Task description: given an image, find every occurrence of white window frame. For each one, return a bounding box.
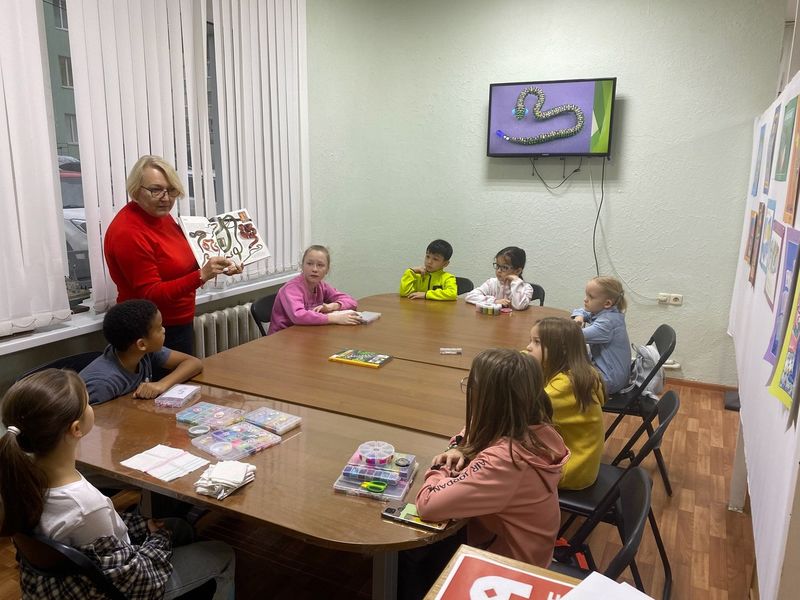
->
[65,113,78,144]
[58,55,73,88]
[54,0,68,30]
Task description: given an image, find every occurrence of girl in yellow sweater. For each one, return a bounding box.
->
[527,317,607,490]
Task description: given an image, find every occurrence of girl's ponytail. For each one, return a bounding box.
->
[0,426,48,535]
[0,369,86,536]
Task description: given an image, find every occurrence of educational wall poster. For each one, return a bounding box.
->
[765,227,800,365]
[759,199,778,271]
[768,263,800,409]
[749,202,766,286]
[745,210,758,264]
[775,96,798,181]
[764,104,782,195]
[730,68,800,600]
[785,102,800,224]
[752,124,766,197]
[178,209,270,268]
[765,221,786,310]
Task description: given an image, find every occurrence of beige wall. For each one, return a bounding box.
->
[306,0,784,385]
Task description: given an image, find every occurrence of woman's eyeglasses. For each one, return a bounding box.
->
[141,186,180,200]
[492,263,512,272]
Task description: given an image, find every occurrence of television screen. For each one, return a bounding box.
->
[487,77,617,158]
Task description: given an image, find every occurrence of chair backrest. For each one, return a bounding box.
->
[649,323,677,358]
[13,532,127,600]
[529,283,545,306]
[250,292,278,336]
[604,467,652,580]
[620,324,676,399]
[455,277,474,295]
[15,351,103,383]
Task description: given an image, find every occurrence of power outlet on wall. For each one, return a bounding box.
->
[658,292,683,306]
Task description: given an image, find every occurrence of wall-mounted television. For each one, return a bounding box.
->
[487,77,617,158]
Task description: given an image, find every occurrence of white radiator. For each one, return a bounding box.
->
[193,303,261,359]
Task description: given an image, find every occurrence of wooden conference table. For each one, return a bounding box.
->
[79,386,459,599]
[80,294,568,599]
[194,293,567,436]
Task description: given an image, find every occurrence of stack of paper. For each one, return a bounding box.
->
[120,444,209,482]
[563,572,654,599]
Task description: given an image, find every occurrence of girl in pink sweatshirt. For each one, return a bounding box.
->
[399,349,569,599]
[268,245,360,334]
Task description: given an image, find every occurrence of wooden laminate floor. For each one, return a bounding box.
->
[0,383,753,599]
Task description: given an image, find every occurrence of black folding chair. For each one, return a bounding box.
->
[250,292,278,336]
[604,324,677,495]
[529,283,546,306]
[15,351,102,382]
[455,277,474,295]
[558,391,679,600]
[14,532,127,600]
[549,466,651,587]
[14,531,217,599]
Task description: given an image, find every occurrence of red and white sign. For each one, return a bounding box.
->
[435,553,575,600]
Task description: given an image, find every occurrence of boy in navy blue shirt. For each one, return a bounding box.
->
[81,299,202,405]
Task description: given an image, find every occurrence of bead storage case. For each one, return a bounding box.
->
[243,407,302,435]
[334,442,419,501]
[191,421,281,461]
[341,464,401,486]
[345,451,417,481]
[332,469,416,502]
[176,402,245,429]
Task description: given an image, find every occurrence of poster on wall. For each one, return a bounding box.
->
[752,124,767,197]
[768,262,800,409]
[785,107,800,224]
[760,199,778,271]
[765,227,800,365]
[776,97,798,181]
[745,210,758,264]
[764,105,782,195]
[749,203,766,285]
[765,221,786,309]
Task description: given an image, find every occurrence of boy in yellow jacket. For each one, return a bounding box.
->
[399,239,457,301]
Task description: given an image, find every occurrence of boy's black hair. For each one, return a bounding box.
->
[103,299,159,352]
[426,239,453,261]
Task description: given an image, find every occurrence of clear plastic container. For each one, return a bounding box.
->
[191,422,281,460]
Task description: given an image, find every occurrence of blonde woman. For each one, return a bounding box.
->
[104,155,241,355]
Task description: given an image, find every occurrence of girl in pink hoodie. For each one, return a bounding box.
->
[400,349,569,599]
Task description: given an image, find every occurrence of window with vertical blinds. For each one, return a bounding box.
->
[65,0,308,313]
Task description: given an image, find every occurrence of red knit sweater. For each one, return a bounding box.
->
[104,202,202,326]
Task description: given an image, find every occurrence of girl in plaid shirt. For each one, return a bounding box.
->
[0,369,235,599]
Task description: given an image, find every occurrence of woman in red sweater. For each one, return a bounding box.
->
[104,155,241,355]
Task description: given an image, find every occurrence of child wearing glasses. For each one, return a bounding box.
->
[464,246,533,310]
[398,349,569,599]
[527,317,606,490]
[571,276,631,394]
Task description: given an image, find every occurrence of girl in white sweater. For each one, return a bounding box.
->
[465,246,534,310]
